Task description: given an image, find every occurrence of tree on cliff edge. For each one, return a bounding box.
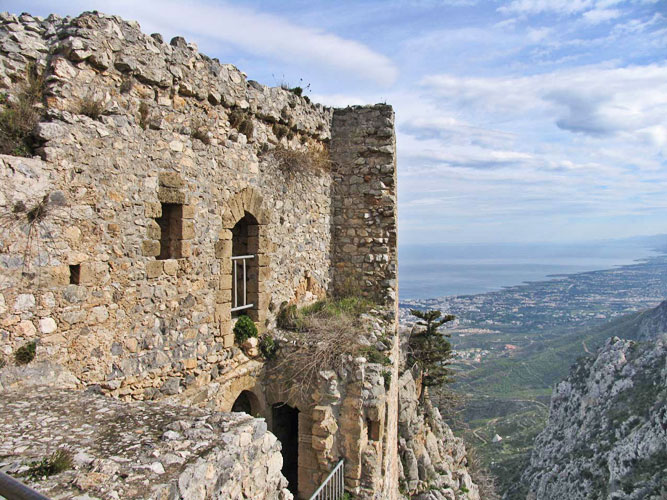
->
[408,309,455,388]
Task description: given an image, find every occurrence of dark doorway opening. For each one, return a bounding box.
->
[272,403,299,496]
[232,391,252,414]
[231,390,260,417]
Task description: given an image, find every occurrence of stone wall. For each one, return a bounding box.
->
[0,385,291,500]
[0,11,336,395]
[330,105,398,305]
[0,10,406,500]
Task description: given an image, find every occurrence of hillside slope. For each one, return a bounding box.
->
[514,301,667,499]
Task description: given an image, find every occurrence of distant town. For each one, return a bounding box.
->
[400,254,667,364]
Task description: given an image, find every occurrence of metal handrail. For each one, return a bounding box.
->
[0,471,50,500]
[231,254,255,312]
[309,459,345,500]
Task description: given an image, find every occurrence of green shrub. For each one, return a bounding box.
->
[259,335,278,360]
[382,369,392,389]
[15,341,36,365]
[234,315,257,343]
[359,346,391,366]
[25,449,73,480]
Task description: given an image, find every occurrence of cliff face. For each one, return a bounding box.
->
[517,302,667,500]
[398,370,480,500]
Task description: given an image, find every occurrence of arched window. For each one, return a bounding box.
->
[231,212,260,318]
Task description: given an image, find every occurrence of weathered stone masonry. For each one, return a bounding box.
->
[0,10,407,500]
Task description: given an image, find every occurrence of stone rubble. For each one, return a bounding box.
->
[0,386,292,500]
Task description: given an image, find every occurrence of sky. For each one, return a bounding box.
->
[6,0,667,245]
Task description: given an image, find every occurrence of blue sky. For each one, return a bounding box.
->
[6,0,667,244]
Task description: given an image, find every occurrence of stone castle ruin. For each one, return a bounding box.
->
[0,11,478,500]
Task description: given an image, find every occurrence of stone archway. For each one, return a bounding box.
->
[214,187,271,347]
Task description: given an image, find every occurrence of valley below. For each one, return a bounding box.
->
[400,252,667,495]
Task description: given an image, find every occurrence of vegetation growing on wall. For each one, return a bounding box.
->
[273,295,377,400]
[271,144,330,174]
[234,315,258,344]
[24,449,73,480]
[0,63,45,156]
[15,341,36,364]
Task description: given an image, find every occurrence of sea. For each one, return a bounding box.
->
[399,237,667,300]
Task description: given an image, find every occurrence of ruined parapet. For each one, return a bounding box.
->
[0,385,292,499]
[330,105,398,306]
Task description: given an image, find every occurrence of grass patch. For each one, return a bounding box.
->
[271,144,330,174]
[0,63,45,156]
[24,449,73,480]
[77,95,106,120]
[272,295,376,400]
[277,296,372,331]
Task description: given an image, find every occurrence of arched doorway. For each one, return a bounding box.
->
[272,402,300,496]
[231,389,261,416]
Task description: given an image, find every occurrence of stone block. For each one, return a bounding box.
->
[258,266,271,281]
[163,259,179,276]
[145,201,162,218]
[180,220,195,239]
[219,229,232,240]
[219,256,232,274]
[214,302,231,322]
[39,317,57,334]
[158,187,185,204]
[182,204,196,219]
[146,260,163,278]
[215,239,232,259]
[158,171,184,188]
[180,241,192,257]
[256,292,270,310]
[146,220,161,239]
[79,261,109,285]
[220,273,232,290]
[257,254,271,267]
[223,333,234,348]
[216,289,231,303]
[142,240,161,257]
[48,265,70,286]
[182,358,197,370]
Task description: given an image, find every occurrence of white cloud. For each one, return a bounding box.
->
[47,0,398,85]
[582,8,622,23]
[421,64,667,141]
[499,0,595,15]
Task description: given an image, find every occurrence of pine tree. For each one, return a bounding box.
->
[408,309,455,387]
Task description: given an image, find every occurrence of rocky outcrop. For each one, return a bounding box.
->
[398,370,480,500]
[517,306,667,500]
[0,386,291,499]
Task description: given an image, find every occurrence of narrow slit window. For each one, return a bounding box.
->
[367,418,380,441]
[156,203,183,260]
[69,264,80,285]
